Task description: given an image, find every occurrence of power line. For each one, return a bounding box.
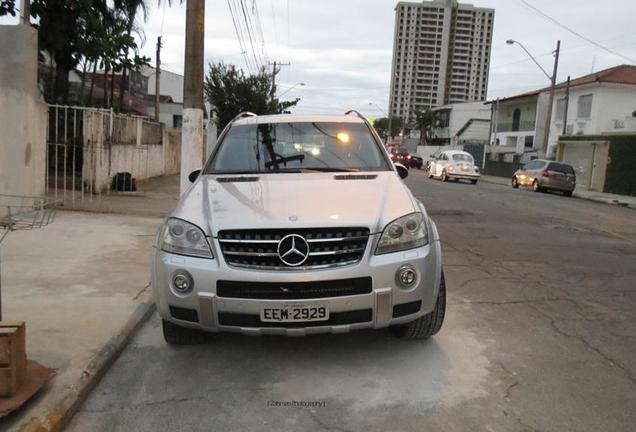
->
[239,0,263,70]
[227,0,254,72]
[252,0,268,64]
[518,0,636,64]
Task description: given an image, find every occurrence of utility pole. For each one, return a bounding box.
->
[20,0,30,24]
[268,61,290,103]
[542,40,560,158]
[155,36,162,123]
[180,0,205,194]
[562,76,570,136]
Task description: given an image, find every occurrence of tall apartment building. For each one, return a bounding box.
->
[389,0,494,125]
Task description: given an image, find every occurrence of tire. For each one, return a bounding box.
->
[563,190,573,197]
[532,179,542,192]
[390,269,446,340]
[441,170,448,182]
[470,179,478,184]
[162,319,208,345]
[512,177,519,188]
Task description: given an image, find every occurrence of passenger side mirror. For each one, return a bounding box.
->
[395,163,409,179]
[188,169,201,183]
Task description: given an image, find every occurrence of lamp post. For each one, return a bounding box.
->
[506,39,560,158]
[368,101,392,143]
[278,82,305,98]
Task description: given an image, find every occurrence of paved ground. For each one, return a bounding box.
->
[67,170,636,432]
[0,211,162,430]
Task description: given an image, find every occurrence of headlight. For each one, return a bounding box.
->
[159,218,213,259]
[376,212,428,255]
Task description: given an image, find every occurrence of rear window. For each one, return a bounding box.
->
[452,153,473,162]
[548,162,575,174]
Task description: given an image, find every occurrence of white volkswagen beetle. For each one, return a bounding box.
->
[428,150,480,184]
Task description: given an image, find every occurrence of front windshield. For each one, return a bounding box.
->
[452,153,473,163]
[204,122,390,173]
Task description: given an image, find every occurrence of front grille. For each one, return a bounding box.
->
[217,309,373,328]
[392,300,422,318]
[169,306,199,323]
[217,227,370,270]
[217,277,372,300]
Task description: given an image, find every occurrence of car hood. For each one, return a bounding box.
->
[171,172,418,236]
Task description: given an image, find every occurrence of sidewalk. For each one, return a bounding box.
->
[480,175,636,209]
[0,175,181,431]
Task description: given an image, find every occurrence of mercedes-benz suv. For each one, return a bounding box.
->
[152,111,445,344]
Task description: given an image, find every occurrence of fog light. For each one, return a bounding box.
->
[172,270,194,295]
[396,265,417,288]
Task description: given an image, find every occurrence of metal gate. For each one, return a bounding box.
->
[462,143,485,168]
[46,105,161,207]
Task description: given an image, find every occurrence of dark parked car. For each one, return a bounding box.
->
[512,160,576,196]
[389,147,422,169]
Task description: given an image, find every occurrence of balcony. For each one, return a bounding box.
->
[496,120,536,133]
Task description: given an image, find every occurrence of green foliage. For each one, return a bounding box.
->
[0,0,16,16]
[372,116,402,140]
[414,108,434,144]
[205,62,300,131]
[29,0,150,106]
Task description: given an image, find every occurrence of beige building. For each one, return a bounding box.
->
[389,0,494,124]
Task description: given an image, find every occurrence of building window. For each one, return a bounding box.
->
[577,94,593,119]
[555,98,566,121]
[524,136,534,148]
[512,108,521,132]
[173,115,183,128]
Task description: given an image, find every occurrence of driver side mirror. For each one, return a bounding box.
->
[188,169,201,183]
[394,163,409,179]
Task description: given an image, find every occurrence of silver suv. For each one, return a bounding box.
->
[152,111,445,344]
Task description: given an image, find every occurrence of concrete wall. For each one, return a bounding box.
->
[0,25,47,205]
[81,110,180,192]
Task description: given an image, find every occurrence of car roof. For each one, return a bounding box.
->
[233,114,366,126]
[442,150,473,156]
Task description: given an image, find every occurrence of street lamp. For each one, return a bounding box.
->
[506,39,560,158]
[278,82,305,98]
[368,101,392,143]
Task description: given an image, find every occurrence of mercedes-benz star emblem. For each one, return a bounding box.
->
[277,234,310,266]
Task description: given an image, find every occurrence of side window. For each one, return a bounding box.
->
[577,94,593,119]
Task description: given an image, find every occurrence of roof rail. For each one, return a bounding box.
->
[230,111,257,123]
[344,110,367,122]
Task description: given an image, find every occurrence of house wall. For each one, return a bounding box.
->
[432,102,491,142]
[0,25,47,206]
[82,110,180,192]
[143,67,184,104]
[548,83,636,155]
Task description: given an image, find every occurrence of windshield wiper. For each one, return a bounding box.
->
[210,170,262,175]
[298,167,361,172]
[264,154,305,168]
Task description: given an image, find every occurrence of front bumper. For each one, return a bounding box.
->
[151,234,443,336]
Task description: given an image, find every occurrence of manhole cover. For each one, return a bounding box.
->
[549,224,590,233]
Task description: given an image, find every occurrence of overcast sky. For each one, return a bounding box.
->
[4,0,636,117]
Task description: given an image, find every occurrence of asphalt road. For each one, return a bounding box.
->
[67,170,636,432]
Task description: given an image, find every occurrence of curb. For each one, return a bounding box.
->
[16,297,156,432]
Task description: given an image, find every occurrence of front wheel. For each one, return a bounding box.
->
[512,177,519,188]
[532,180,542,192]
[390,270,446,340]
[563,190,573,197]
[470,179,478,184]
[441,170,449,182]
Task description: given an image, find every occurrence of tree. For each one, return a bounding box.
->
[115,0,148,111]
[204,62,300,131]
[414,108,435,145]
[373,116,402,141]
[0,0,16,16]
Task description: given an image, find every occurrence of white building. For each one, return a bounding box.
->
[140,66,184,128]
[389,0,494,123]
[430,101,491,145]
[489,64,636,160]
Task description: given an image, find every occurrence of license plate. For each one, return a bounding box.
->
[261,303,329,322]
